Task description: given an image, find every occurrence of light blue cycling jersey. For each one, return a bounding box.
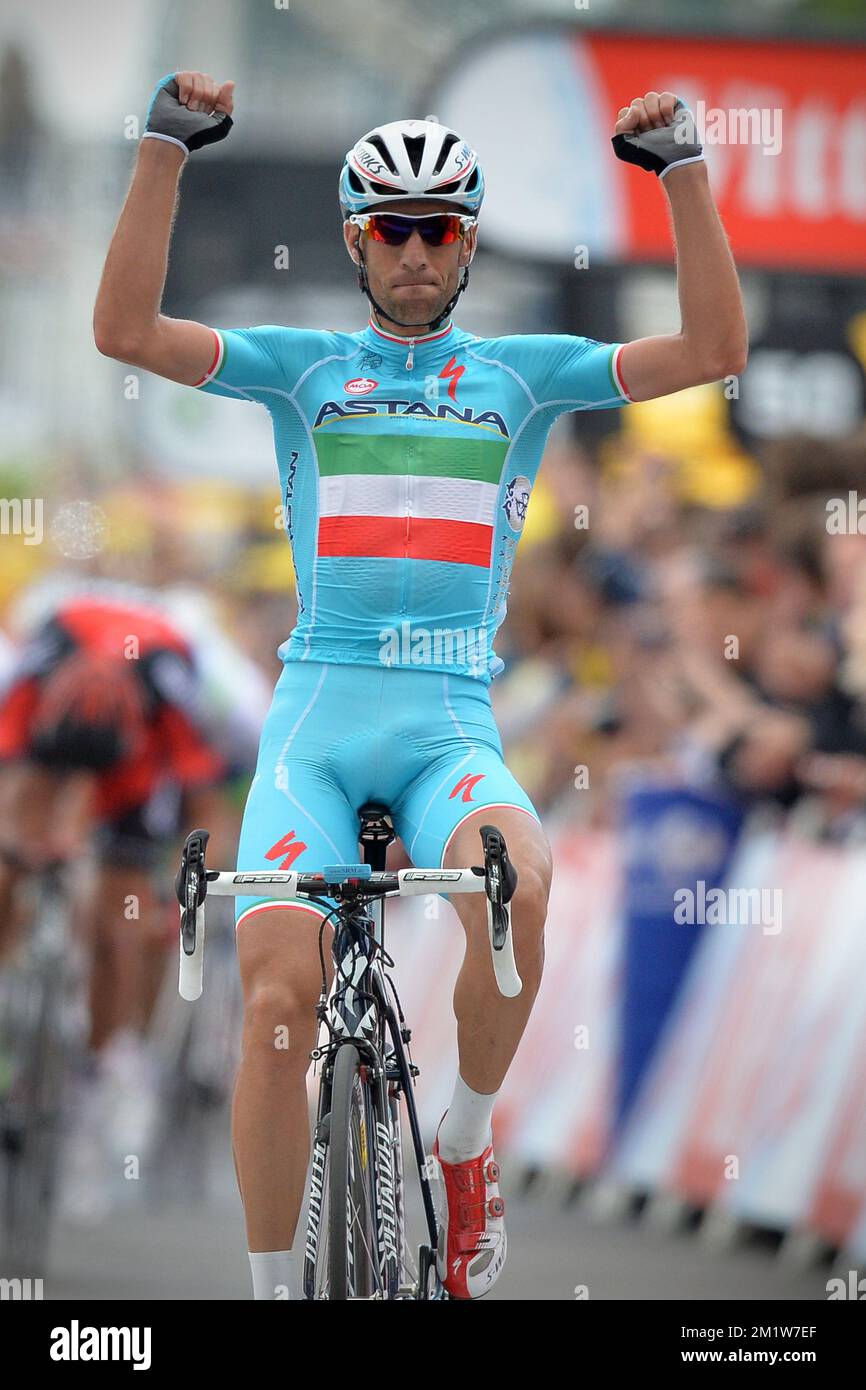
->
[195,316,631,683]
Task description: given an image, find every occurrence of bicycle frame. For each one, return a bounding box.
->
[303,805,440,1296]
[174,814,520,1299]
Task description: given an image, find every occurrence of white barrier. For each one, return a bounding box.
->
[613,826,866,1254]
[302,820,866,1253]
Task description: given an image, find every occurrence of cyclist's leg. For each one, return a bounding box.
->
[88,778,241,1048]
[441,803,551,1092]
[231,663,362,1257]
[88,801,171,1052]
[0,763,31,951]
[0,761,94,956]
[393,675,552,1095]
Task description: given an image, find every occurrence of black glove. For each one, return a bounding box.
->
[142,73,232,156]
[612,98,703,179]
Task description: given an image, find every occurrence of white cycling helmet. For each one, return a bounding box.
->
[339,118,484,217]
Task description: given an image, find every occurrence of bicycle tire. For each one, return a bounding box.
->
[327,1043,381,1299]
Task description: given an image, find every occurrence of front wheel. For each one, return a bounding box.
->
[327,1043,382,1299]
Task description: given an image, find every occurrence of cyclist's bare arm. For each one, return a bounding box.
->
[614,93,748,402]
[93,71,234,386]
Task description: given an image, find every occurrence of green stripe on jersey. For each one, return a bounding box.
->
[212,331,228,381]
[315,433,508,483]
[605,344,619,397]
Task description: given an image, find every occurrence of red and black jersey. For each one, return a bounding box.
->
[0,596,228,819]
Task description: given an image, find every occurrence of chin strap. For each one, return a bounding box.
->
[355,244,470,333]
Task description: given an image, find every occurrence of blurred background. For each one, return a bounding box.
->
[1,0,866,1300]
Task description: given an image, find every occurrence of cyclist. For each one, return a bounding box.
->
[0,582,237,1079]
[93,72,747,1299]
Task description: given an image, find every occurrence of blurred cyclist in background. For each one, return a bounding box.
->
[0,580,268,1209]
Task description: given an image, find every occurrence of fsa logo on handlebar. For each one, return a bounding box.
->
[232,873,297,883]
[402,870,463,881]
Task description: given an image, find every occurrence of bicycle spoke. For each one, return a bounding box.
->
[347,1090,382,1296]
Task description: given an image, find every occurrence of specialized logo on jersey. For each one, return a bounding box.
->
[344,377,379,395]
[502,475,531,533]
[448,773,485,803]
[313,398,509,437]
[439,356,465,402]
[265,829,308,870]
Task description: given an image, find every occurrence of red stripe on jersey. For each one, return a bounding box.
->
[192,329,222,388]
[612,344,634,402]
[317,515,493,568]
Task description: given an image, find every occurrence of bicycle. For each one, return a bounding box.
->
[0,849,87,1273]
[174,801,521,1300]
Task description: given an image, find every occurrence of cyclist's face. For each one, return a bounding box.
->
[343,198,476,330]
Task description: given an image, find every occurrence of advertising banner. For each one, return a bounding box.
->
[427,27,866,271]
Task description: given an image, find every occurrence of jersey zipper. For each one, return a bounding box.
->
[405,337,416,370]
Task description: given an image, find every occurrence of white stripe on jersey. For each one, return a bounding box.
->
[318,473,499,525]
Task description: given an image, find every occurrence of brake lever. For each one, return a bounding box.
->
[479,824,522,997]
[176,828,210,1000]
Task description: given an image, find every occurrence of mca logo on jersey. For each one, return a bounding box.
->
[344,377,379,395]
[502,476,531,533]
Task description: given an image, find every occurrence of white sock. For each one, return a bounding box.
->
[437,1074,499,1163]
[248,1249,297,1300]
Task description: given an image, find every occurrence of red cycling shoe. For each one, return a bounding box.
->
[432,1115,507,1299]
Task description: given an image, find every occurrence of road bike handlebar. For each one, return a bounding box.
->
[175,833,522,1002]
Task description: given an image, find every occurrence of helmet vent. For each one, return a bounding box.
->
[402,134,426,176]
[433,133,459,175]
[365,134,398,174]
[432,178,462,195]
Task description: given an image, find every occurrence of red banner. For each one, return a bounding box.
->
[431,28,866,271]
[586,34,866,271]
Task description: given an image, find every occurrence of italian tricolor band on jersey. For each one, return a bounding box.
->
[313,432,508,568]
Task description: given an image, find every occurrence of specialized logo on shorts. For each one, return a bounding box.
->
[449,773,485,803]
[344,377,379,395]
[502,475,531,533]
[265,829,308,870]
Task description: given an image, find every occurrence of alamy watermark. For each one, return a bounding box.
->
[677,102,782,157]
[379,622,489,675]
[674,880,782,935]
[0,497,42,544]
[1,1277,43,1299]
[826,492,866,535]
[50,1321,151,1369]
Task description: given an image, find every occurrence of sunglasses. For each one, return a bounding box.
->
[348,212,477,247]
